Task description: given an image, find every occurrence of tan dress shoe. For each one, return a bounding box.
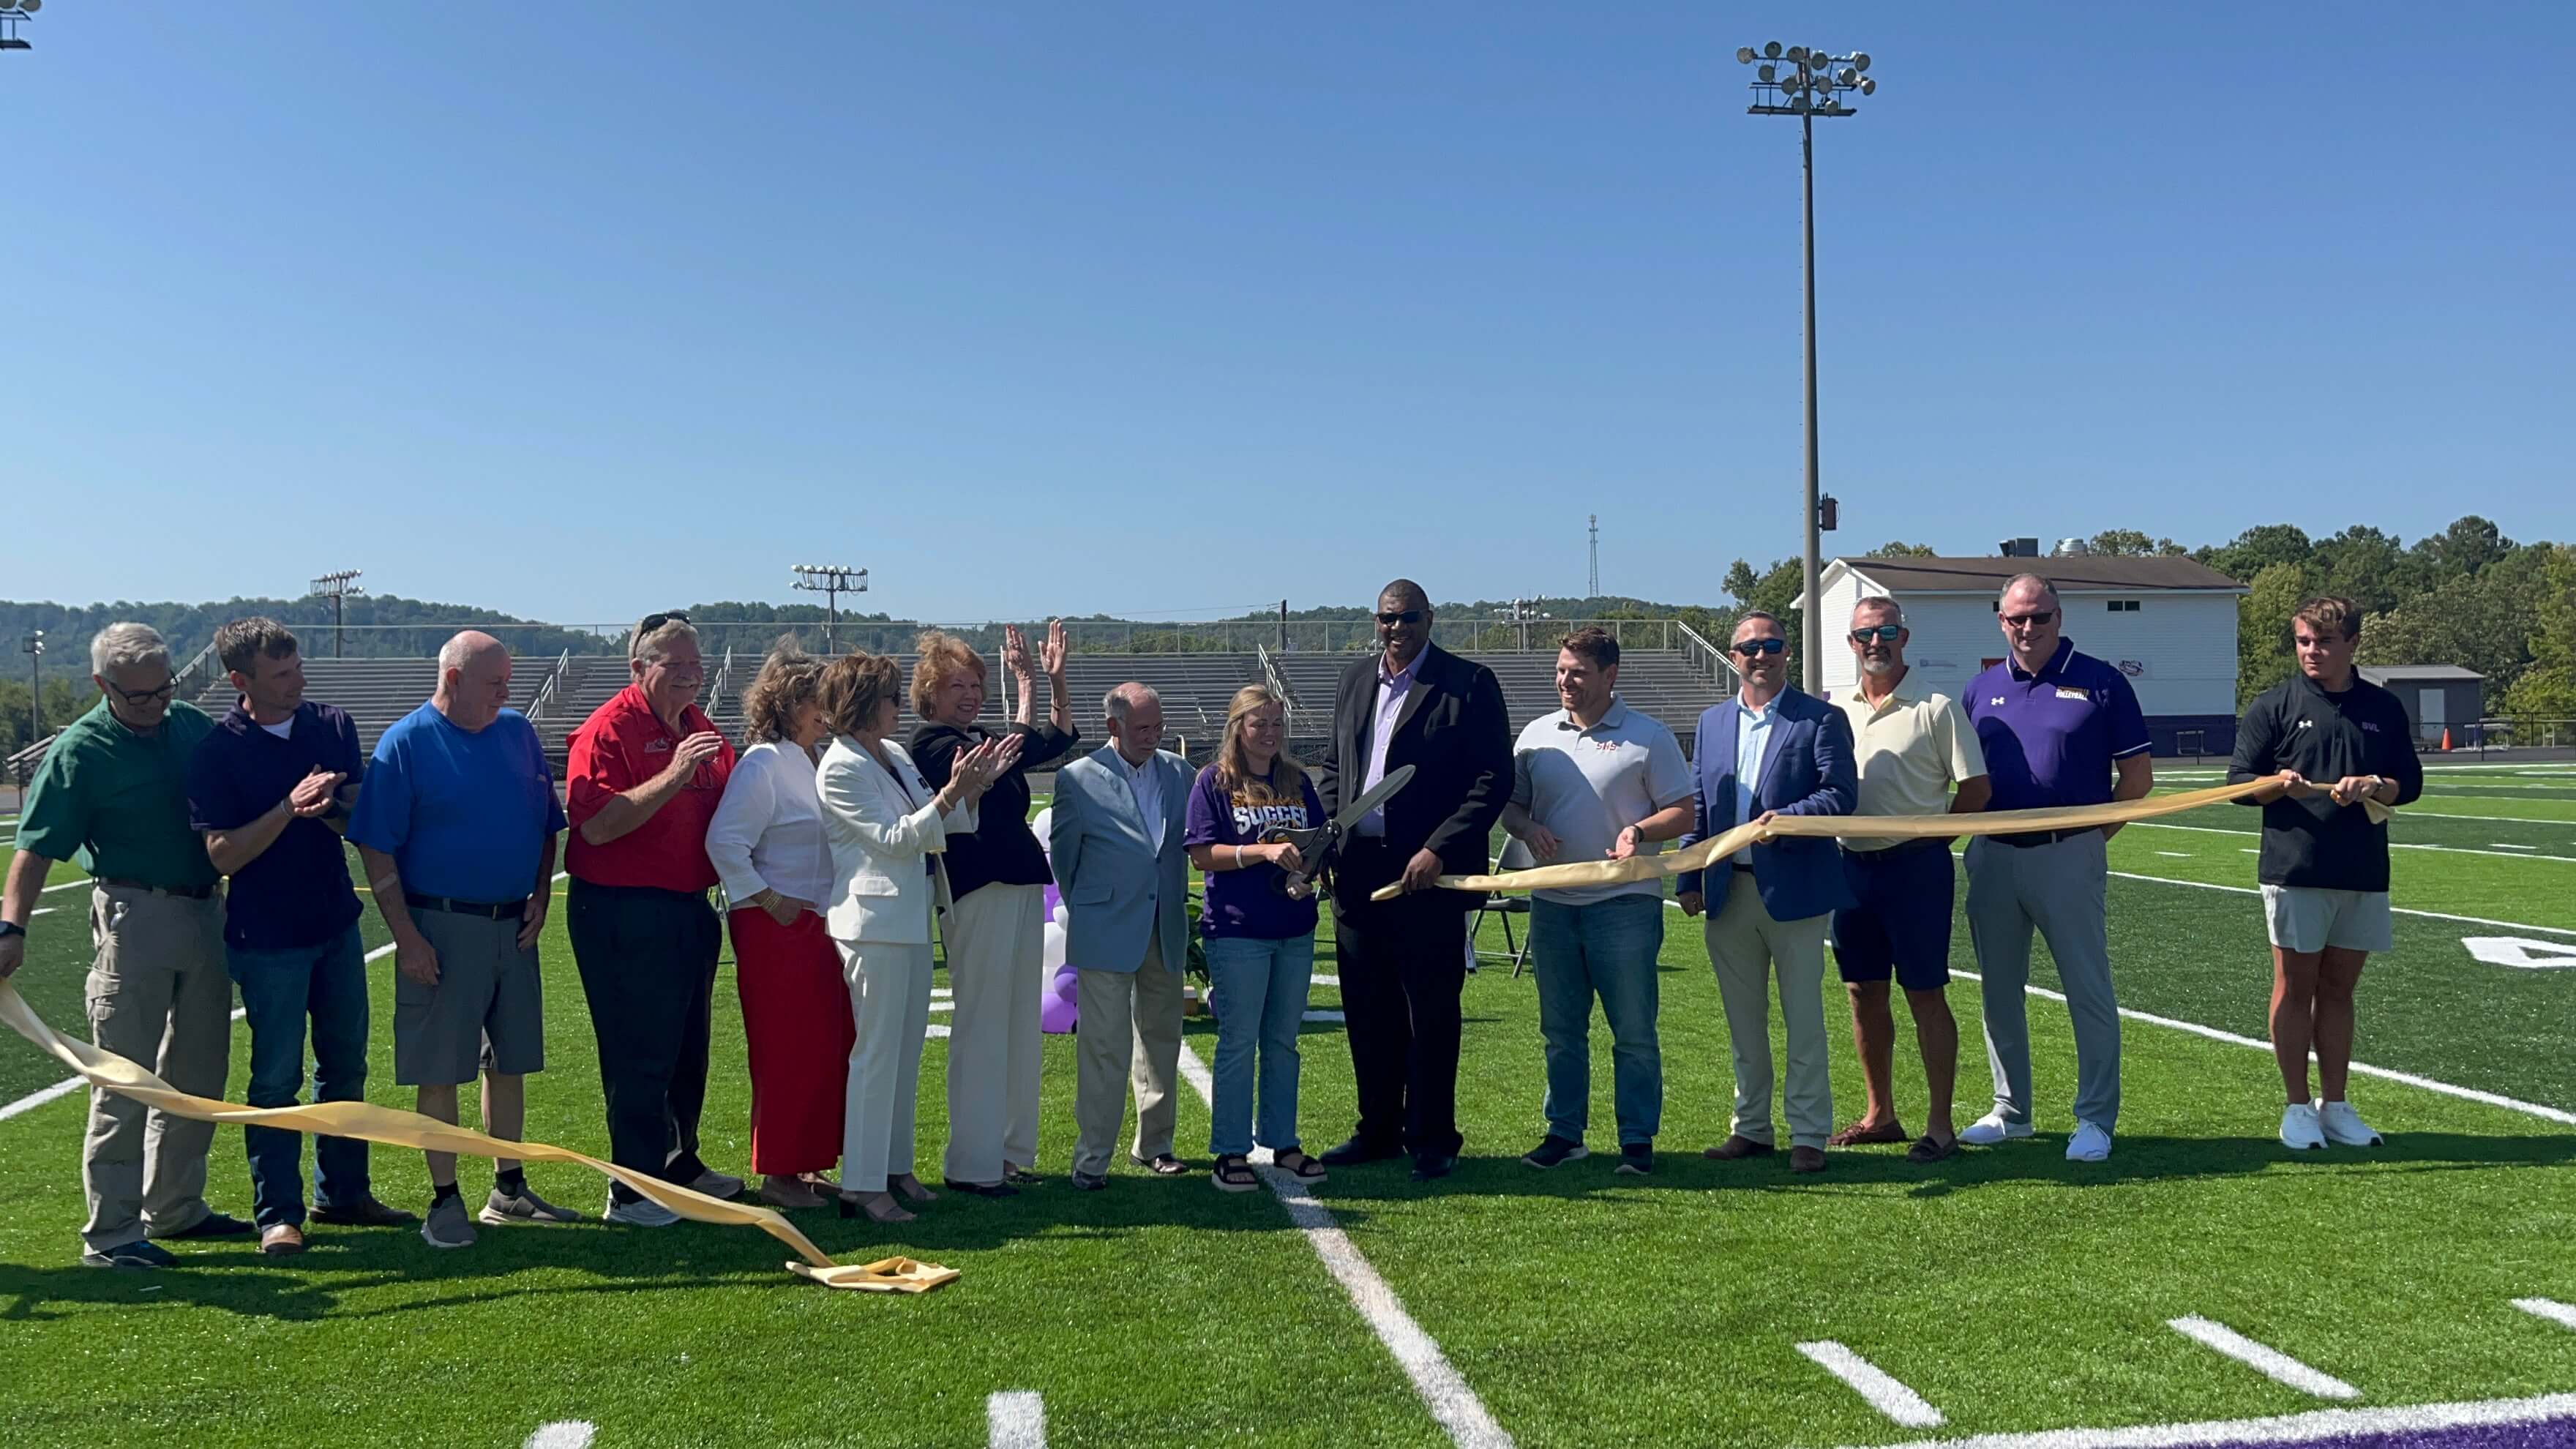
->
[260,1223,307,1256]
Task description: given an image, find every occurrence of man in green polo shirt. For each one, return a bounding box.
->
[0,622,252,1268]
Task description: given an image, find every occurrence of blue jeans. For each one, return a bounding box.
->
[1529,894,1665,1146]
[228,924,372,1228]
[1203,933,1316,1158]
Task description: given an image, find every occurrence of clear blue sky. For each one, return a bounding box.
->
[7,4,2570,626]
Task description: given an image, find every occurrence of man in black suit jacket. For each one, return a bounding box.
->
[1316,580,1512,1180]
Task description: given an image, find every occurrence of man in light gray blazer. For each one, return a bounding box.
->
[1049,683,1195,1189]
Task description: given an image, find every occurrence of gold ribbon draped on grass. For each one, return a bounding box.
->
[0,981,956,1294]
[1374,777,2389,900]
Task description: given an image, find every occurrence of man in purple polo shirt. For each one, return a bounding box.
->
[187,619,416,1255]
[1959,574,2152,1164]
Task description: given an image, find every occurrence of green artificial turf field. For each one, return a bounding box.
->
[1,766,2572,1448]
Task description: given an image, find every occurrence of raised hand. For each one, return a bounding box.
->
[1002,624,1033,678]
[1041,619,1068,678]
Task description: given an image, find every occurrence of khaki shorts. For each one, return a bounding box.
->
[393,904,547,1086]
[2260,885,2393,954]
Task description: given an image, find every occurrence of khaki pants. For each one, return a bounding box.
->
[83,884,233,1252]
[1071,937,1185,1177]
[941,883,1047,1184]
[1702,872,1834,1151]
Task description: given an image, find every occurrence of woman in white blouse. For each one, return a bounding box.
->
[816,650,1020,1224]
[705,641,847,1210]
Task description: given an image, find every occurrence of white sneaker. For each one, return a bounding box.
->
[2279,1102,2326,1150]
[2319,1101,2383,1147]
[603,1191,681,1227]
[2064,1121,2113,1162]
[1958,1112,2034,1146]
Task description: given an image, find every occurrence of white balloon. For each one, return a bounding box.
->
[1030,806,1053,850]
[1053,900,1069,927]
[1041,921,1067,972]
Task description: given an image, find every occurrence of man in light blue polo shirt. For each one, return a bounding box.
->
[1500,628,1693,1175]
[1960,574,2153,1163]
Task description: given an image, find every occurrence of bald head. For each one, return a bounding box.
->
[435,630,513,732]
[1375,579,1432,669]
[1104,681,1164,765]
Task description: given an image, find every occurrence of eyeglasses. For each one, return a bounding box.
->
[1849,625,1903,643]
[105,678,178,705]
[2000,610,2056,629]
[1375,610,1426,626]
[640,610,692,633]
[1731,638,1787,657]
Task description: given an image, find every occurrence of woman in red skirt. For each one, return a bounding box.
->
[707,640,852,1208]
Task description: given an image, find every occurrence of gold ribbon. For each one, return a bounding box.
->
[1374,777,2389,899]
[0,981,956,1293]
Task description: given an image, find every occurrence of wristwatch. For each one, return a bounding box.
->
[0,921,25,941]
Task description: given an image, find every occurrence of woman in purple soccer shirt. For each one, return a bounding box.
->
[1183,686,1331,1192]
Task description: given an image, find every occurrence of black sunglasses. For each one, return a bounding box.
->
[640,610,692,633]
[1849,625,1902,643]
[2000,610,2056,628]
[1375,610,1426,626]
[1731,637,1786,657]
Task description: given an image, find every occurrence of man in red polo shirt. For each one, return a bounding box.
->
[565,612,741,1226]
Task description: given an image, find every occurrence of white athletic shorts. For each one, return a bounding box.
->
[2260,885,2393,954]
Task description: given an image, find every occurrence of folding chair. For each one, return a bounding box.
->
[1469,837,1539,978]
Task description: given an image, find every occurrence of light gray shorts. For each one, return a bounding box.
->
[2260,885,2393,954]
[393,904,547,1086]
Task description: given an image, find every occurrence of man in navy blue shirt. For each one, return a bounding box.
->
[1959,576,2152,1164]
[188,619,416,1255]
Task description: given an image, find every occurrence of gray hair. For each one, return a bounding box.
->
[1851,596,1904,627]
[1104,682,1161,725]
[629,616,701,666]
[90,622,171,680]
[438,630,507,674]
[1999,573,2061,609]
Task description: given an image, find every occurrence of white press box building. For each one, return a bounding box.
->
[1796,550,2251,757]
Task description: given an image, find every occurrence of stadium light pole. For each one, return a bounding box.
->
[19,632,40,743]
[309,569,366,659]
[790,564,868,654]
[0,0,39,56]
[1737,40,1877,693]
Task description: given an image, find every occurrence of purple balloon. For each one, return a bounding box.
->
[1041,977,1080,1033]
[1043,883,1061,918]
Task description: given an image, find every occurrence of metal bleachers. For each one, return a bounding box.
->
[215,645,1731,776]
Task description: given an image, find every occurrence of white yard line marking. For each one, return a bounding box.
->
[926,1024,951,1039]
[2515,1297,2576,1330]
[2154,851,2190,858]
[1311,973,1340,986]
[30,907,50,916]
[2130,820,2572,863]
[523,1423,597,1449]
[932,988,953,998]
[6,941,397,1124]
[930,1001,954,1014]
[1951,968,2576,1126]
[1175,1041,1513,1449]
[986,1390,1046,1448]
[1840,1390,2576,1449]
[2494,843,2539,851]
[1793,1341,1944,1428]
[2100,864,2576,938]
[2165,1317,2359,1400]
[40,877,89,893]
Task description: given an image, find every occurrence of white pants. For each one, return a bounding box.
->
[838,938,932,1194]
[942,883,1047,1183]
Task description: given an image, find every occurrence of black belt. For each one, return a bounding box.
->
[1846,836,1947,859]
[1992,828,2095,850]
[102,878,215,899]
[1729,861,1754,874]
[406,893,529,919]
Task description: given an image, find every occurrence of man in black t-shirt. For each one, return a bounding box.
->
[2227,596,2422,1153]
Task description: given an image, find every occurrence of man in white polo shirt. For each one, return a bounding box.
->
[1500,627,1694,1175]
[1829,597,1990,1163]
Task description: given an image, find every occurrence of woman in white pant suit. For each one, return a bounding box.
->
[815,651,1019,1224]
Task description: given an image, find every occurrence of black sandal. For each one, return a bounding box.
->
[1210,1155,1259,1193]
[1271,1149,1328,1183]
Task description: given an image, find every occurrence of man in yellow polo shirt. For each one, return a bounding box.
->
[1828,597,1989,1163]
